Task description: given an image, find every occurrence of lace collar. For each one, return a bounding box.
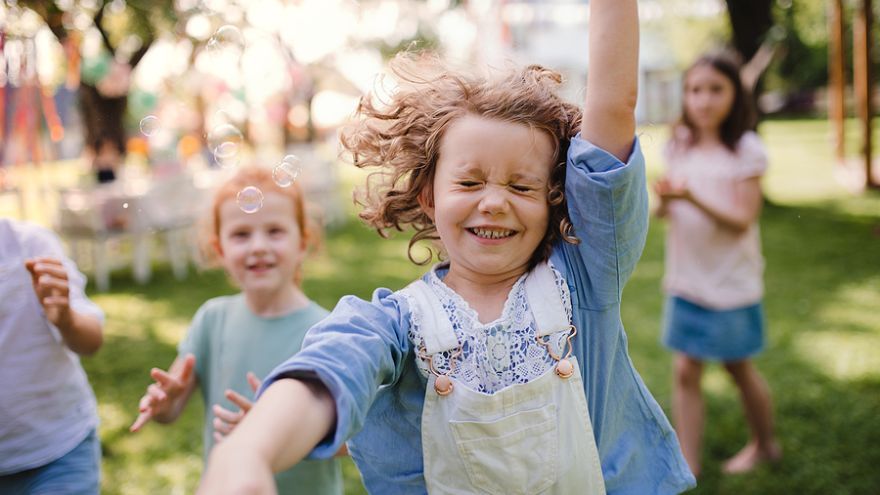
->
[425,262,529,330]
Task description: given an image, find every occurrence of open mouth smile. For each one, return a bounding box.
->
[467,227,516,240]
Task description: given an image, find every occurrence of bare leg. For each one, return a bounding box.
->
[721,359,781,474]
[672,353,704,478]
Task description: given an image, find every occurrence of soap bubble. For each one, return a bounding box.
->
[272,155,302,187]
[236,186,263,214]
[208,124,244,169]
[206,25,245,53]
[139,115,160,136]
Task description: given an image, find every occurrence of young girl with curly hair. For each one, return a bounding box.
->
[199,2,695,493]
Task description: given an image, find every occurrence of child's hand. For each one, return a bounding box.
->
[130,354,196,432]
[653,177,691,201]
[25,257,72,329]
[212,372,262,443]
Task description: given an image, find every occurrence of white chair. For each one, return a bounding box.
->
[136,174,201,281]
[54,185,141,292]
[54,175,200,291]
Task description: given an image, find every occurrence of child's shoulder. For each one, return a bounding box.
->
[732,130,769,177]
[736,130,766,156]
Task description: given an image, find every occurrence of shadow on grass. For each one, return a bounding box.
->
[623,201,880,495]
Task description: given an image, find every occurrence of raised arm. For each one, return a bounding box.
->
[581,0,639,160]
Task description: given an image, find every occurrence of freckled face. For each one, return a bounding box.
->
[684,64,736,135]
[422,114,555,285]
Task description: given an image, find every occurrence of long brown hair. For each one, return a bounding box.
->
[339,52,582,267]
[676,51,756,152]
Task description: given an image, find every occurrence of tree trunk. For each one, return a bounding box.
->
[78,83,128,157]
[725,0,774,61]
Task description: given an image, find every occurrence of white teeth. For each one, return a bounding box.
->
[472,228,513,239]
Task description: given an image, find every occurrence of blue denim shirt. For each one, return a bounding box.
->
[261,136,697,494]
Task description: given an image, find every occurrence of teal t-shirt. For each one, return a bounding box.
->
[179,294,341,494]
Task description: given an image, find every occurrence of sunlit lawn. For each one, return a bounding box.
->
[2,118,879,494]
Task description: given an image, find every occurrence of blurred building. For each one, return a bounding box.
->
[438,0,726,124]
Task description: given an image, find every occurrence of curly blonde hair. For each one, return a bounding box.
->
[340,52,582,267]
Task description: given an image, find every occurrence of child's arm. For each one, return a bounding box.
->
[651,179,673,218]
[130,354,197,431]
[581,0,639,161]
[660,177,763,232]
[25,257,102,355]
[198,378,336,494]
[212,372,350,457]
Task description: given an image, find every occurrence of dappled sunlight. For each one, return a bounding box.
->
[703,366,735,396]
[93,293,188,344]
[790,282,880,381]
[98,402,132,434]
[815,283,880,333]
[104,454,201,495]
[794,332,880,382]
[152,318,191,346]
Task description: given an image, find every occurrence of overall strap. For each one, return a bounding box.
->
[403,279,459,355]
[524,262,571,337]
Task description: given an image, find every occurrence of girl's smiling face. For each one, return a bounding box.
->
[421,114,555,286]
[216,192,305,297]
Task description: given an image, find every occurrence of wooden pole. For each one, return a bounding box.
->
[828,0,846,163]
[854,0,877,188]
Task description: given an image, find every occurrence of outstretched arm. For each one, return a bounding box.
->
[198,378,336,494]
[581,0,639,160]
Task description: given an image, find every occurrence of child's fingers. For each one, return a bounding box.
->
[212,404,243,423]
[150,368,180,392]
[224,389,254,412]
[138,393,155,412]
[246,372,262,393]
[213,431,224,444]
[130,409,153,432]
[146,383,168,402]
[35,275,70,292]
[213,417,234,435]
[42,295,70,307]
[177,354,196,383]
[24,257,63,278]
[31,262,69,281]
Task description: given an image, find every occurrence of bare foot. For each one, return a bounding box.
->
[722,441,782,474]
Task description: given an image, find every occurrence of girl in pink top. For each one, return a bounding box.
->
[653,52,781,478]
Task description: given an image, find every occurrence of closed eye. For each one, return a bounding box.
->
[458,181,481,188]
[510,184,532,193]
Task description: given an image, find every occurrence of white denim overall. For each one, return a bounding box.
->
[404,263,606,495]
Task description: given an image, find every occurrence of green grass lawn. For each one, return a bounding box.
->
[4,118,879,494]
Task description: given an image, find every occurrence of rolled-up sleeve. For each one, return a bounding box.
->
[258,289,411,459]
[563,135,648,309]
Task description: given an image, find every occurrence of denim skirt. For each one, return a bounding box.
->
[662,296,765,362]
